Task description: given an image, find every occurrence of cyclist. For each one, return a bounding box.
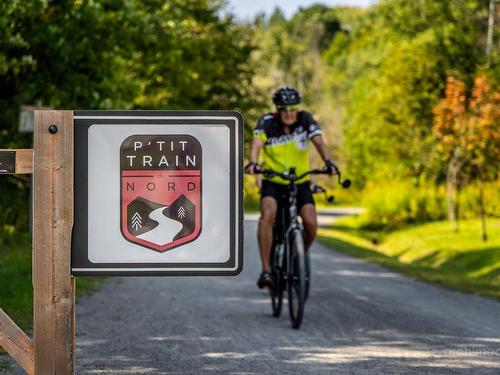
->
[246,86,336,289]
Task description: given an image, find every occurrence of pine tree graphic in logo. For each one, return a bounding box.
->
[120,135,202,252]
[131,212,142,231]
[178,206,185,219]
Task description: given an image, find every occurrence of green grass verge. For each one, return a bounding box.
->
[318,218,500,299]
[0,232,108,351]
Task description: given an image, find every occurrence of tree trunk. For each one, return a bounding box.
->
[479,179,488,242]
[446,151,464,233]
[456,185,461,233]
[447,163,457,232]
[486,0,495,55]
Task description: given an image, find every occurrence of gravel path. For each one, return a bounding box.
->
[1,216,500,374]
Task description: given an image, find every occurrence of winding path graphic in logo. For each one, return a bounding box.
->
[120,135,202,252]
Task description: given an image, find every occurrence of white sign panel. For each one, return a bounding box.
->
[72,111,243,276]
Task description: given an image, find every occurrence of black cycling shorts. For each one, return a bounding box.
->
[261,179,314,212]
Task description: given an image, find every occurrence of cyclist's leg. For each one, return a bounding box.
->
[297,182,317,251]
[258,197,278,272]
[299,204,317,251]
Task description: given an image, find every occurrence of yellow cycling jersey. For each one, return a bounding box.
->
[253,111,322,184]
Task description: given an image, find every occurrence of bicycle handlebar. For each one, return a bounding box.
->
[261,168,327,181]
[245,164,351,188]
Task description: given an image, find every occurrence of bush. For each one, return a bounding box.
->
[359,179,500,229]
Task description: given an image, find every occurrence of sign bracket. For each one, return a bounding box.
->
[0,149,33,174]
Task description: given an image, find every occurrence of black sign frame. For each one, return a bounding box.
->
[72,111,243,276]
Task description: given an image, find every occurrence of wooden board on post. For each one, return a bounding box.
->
[0,149,33,174]
[14,149,34,174]
[0,309,34,374]
[33,110,75,374]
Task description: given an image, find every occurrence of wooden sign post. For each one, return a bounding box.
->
[0,110,75,374]
[33,110,75,374]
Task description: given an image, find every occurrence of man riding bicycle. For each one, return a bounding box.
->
[246,86,336,289]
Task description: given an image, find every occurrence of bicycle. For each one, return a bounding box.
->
[248,165,351,329]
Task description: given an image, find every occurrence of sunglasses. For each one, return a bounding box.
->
[277,105,299,113]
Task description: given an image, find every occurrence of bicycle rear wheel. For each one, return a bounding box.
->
[288,229,306,329]
[270,243,284,317]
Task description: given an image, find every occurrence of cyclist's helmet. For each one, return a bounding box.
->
[272,86,301,106]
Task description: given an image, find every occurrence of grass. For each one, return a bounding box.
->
[318,217,500,299]
[0,232,108,352]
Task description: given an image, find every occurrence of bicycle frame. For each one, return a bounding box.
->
[274,170,303,272]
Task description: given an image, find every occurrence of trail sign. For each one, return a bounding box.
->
[71,111,243,276]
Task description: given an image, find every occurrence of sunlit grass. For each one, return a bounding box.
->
[318,218,500,299]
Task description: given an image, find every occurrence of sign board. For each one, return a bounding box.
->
[0,151,16,173]
[72,111,243,276]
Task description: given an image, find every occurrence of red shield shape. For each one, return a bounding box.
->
[120,135,202,252]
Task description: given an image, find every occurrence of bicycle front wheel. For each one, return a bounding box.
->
[288,229,306,329]
[270,243,284,317]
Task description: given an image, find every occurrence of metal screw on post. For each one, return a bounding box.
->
[48,125,58,134]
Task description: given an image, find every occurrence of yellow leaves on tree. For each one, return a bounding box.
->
[433,74,499,239]
[433,74,500,172]
[468,75,500,167]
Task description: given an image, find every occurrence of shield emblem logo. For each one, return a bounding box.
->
[120,134,202,252]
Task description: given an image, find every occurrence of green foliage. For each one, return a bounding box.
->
[357,180,500,230]
[0,233,32,331]
[243,174,260,212]
[0,176,30,231]
[324,0,494,186]
[0,0,259,127]
[0,0,261,231]
[359,181,447,229]
[250,4,351,178]
[252,5,345,106]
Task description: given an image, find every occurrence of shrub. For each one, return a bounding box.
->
[359,179,499,229]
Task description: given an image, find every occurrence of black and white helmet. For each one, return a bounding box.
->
[272,86,301,106]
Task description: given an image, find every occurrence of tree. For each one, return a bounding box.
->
[433,77,468,231]
[433,75,500,239]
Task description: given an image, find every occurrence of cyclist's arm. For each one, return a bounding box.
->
[310,135,332,163]
[250,137,265,165]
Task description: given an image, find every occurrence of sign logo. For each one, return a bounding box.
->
[120,135,202,252]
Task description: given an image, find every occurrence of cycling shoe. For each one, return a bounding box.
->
[257,271,273,289]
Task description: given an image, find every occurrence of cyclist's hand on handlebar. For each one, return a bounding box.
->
[244,162,262,174]
[324,160,339,175]
[311,183,324,194]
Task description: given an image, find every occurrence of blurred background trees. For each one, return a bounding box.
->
[0,0,498,237]
[251,0,499,236]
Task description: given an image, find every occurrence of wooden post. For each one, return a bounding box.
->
[33,110,75,374]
